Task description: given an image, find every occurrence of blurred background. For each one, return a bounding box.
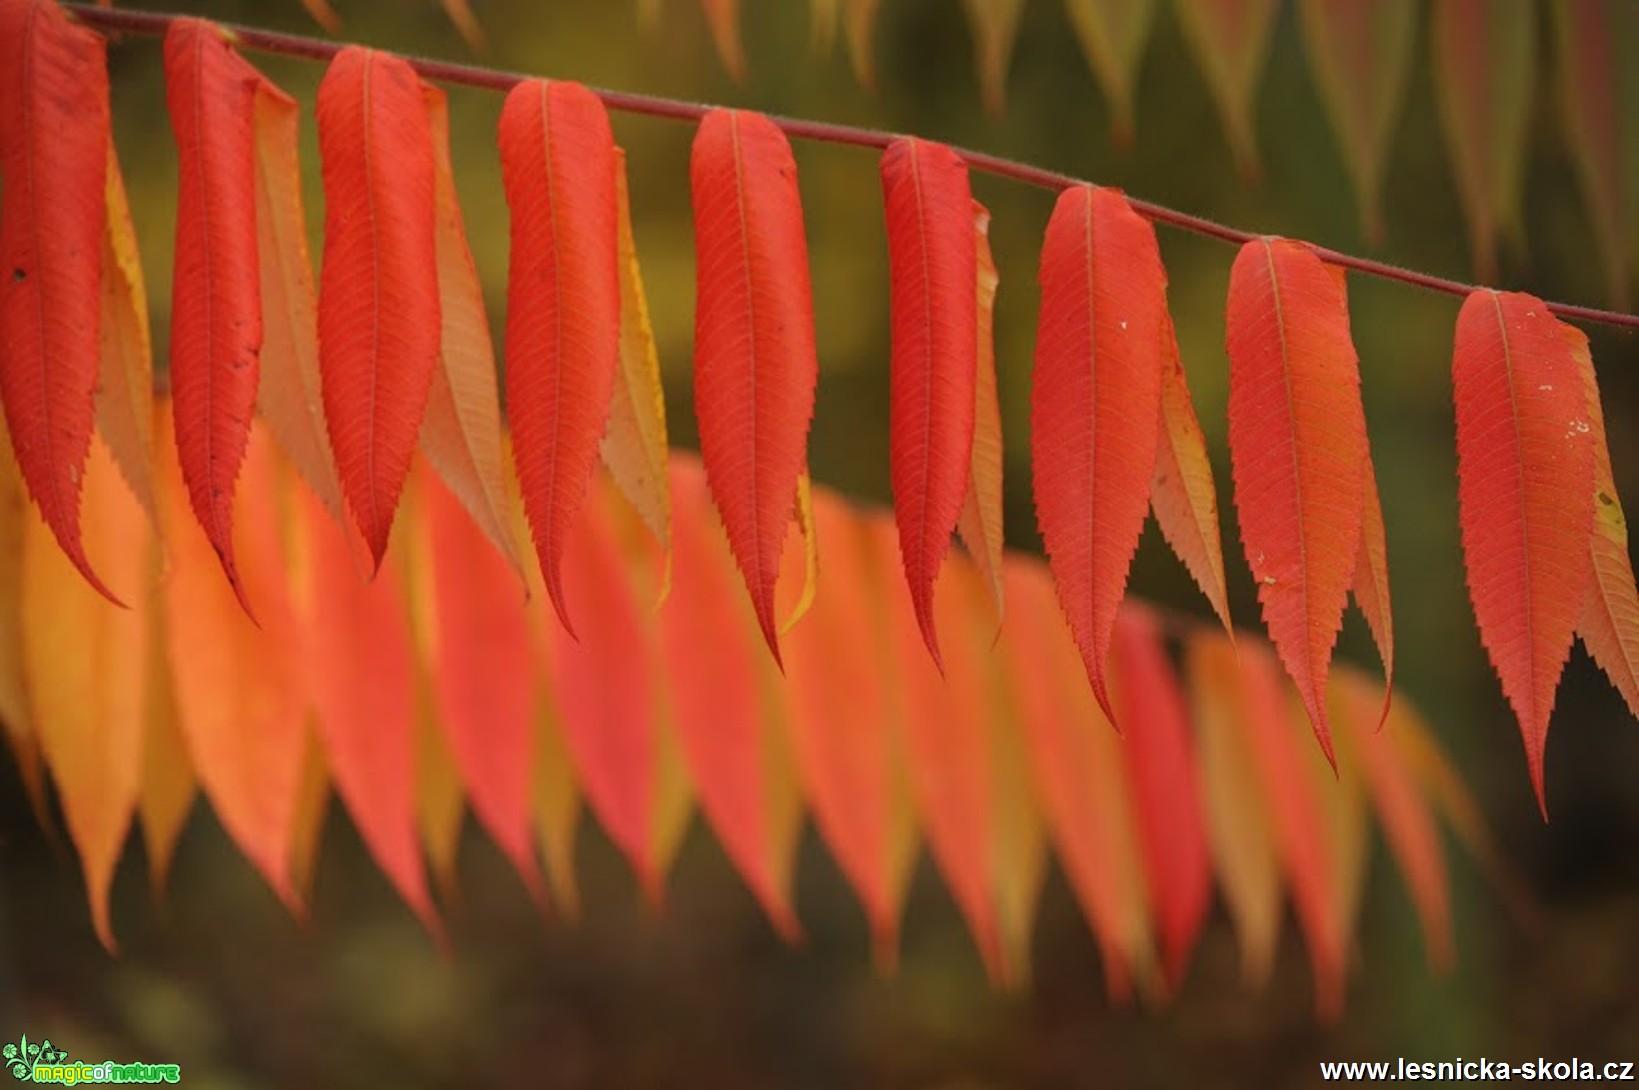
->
[2,0,1637,1085]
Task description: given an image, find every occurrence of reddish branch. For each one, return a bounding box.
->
[65,2,1639,333]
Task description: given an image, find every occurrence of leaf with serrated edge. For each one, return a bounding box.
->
[1453,289,1595,815]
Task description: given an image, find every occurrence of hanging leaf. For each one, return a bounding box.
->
[843,0,881,89]
[1336,667,1453,970]
[958,200,1005,623]
[316,47,442,567]
[601,148,672,568]
[961,0,1025,117]
[251,78,349,531]
[97,133,156,524]
[784,492,917,966]
[139,603,195,897]
[1111,607,1211,993]
[1565,326,1639,718]
[1150,311,1233,634]
[661,463,801,936]
[1065,0,1158,142]
[411,464,545,902]
[1454,290,1596,815]
[1006,562,1156,1000]
[700,0,745,81]
[296,471,443,940]
[22,433,148,950]
[418,82,524,578]
[1430,0,1536,282]
[500,78,621,635]
[691,108,819,664]
[1172,0,1279,178]
[881,137,978,666]
[164,18,266,612]
[1033,184,1169,722]
[0,409,50,829]
[1186,629,1282,986]
[440,0,486,52]
[159,405,313,912]
[1353,447,1394,711]
[1226,237,1367,766]
[1297,0,1416,243]
[0,0,116,602]
[811,0,839,54]
[1551,0,1634,308]
[298,0,342,34]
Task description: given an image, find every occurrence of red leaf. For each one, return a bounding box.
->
[1453,290,1596,814]
[164,18,265,614]
[499,79,621,635]
[414,466,544,903]
[784,489,916,965]
[1226,237,1366,766]
[1005,561,1154,999]
[881,137,978,666]
[661,462,800,937]
[1032,184,1169,722]
[297,474,442,941]
[690,108,818,664]
[0,0,116,602]
[1112,607,1211,993]
[316,47,441,567]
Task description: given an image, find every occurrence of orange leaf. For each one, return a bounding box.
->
[1352,446,1394,712]
[500,79,621,635]
[1453,290,1596,815]
[97,132,156,525]
[882,138,978,666]
[784,490,917,966]
[160,405,313,913]
[0,0,117,602]
[418,82,525,579]
[958,200,1005,626]
[1006,562,1155,1000]
[1337,667,1453,970]
[1186,630,1280,986]
[23,431,149,949]
[1112,606,1211,993]
[700,0,745,80]
[140,599,195,897]
[691,109,819,664]
[1033,184,1169,723]
[296,473,443,941]
[411,464,545,903]
[811,0,839,54]
[1226,237,1366,766]
[1565,327,1639,718]
[316,47,442,567]
[661,463,800,936]
[164,18,266,613]
[251,78,349,534]
[1150,311,1233,634]
[1173,0,1279,178]
[960,0,1024,116]
[298,0,342,34]
[0,408,49,829]
[843,0,880,88]
[1430,0,1535,282]
[1551,1,1634,307]
[601,148,672,572]
[1065,0,1158,142]
[440,0,486,52]
[1297,0,1416,243]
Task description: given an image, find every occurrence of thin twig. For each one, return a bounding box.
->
[65,2,1639,332]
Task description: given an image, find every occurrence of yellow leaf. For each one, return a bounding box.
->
[140,599,195,898]
[602,149,673,596]
[0,409,50,830]
[418,83,527,581]
[844,0,881,89]
[97,132,156,524]
[957,201,1005,627]
[23,434,150,950]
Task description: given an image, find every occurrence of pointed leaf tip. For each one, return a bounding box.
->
[691,108,818,664]
[1453,290,1596,811]
[1032,185,1168,725]
[882,138,978,669]
[1227,237,1366,764]
[500,79,622,637]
